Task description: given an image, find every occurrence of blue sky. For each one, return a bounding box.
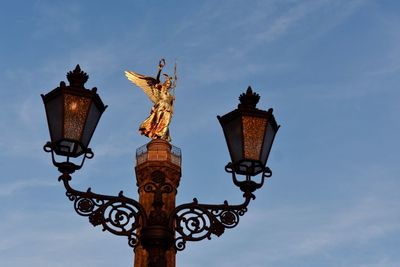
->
[1,1,400,266]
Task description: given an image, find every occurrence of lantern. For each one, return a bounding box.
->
[218,87,279,176]
[41,65,107,158]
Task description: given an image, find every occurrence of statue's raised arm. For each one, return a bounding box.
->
[125,58,176,142]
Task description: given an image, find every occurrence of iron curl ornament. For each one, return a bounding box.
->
[171,164,272,251]
[172,197,250,251]
[58,172,146,248]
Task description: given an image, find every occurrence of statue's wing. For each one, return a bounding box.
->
[125,71,159,103]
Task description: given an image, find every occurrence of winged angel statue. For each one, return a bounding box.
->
[125,59,177,142]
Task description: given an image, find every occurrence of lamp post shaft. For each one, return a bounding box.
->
[134,140,181,267]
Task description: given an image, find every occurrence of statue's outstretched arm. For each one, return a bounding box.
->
[156,58,165,83]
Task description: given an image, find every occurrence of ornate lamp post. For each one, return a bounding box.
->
[42,66,280,267]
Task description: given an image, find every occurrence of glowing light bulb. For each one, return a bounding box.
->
[70,102,78,111]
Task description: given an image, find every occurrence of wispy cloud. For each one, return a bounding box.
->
[0,179,56,197]
[360,258,400,267]
[254,1,319,43]
[232,190,400,266]
[31,1,82,38]
[294,197,400,256]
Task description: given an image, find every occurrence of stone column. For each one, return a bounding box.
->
[134,139,181,267]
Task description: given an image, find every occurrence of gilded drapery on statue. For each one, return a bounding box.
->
[125,59,177,142]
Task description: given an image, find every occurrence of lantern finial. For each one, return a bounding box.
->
[238,86,260,109]
[67,65,89,87]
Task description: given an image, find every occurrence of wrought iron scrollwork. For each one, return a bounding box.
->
[59,173,146,248]
[48,136,273,255]
[171,163,273,251]
[172,196,251,251]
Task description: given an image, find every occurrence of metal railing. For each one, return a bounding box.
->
[136,143,181,166]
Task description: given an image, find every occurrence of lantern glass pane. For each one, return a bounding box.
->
[222,115,243,163]
[45,94,63,142]
[63,94,91,141]
[242,115,267,161]
[260,123,276,165]
[81,101,102,148]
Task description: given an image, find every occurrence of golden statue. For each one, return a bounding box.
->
[125,59,177,142]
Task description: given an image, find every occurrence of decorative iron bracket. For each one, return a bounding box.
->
[171,163,272,251]
[171,195,252,251]
[58,173,146,248]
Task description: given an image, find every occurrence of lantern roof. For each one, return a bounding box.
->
[41,65,106,112]
[218,87,279,132]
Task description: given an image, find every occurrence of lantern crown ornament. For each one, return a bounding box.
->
[66,65,89,87]
[42,65,107,172]
[238,86,260,109]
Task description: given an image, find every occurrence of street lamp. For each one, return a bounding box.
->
[42,66,280,267]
